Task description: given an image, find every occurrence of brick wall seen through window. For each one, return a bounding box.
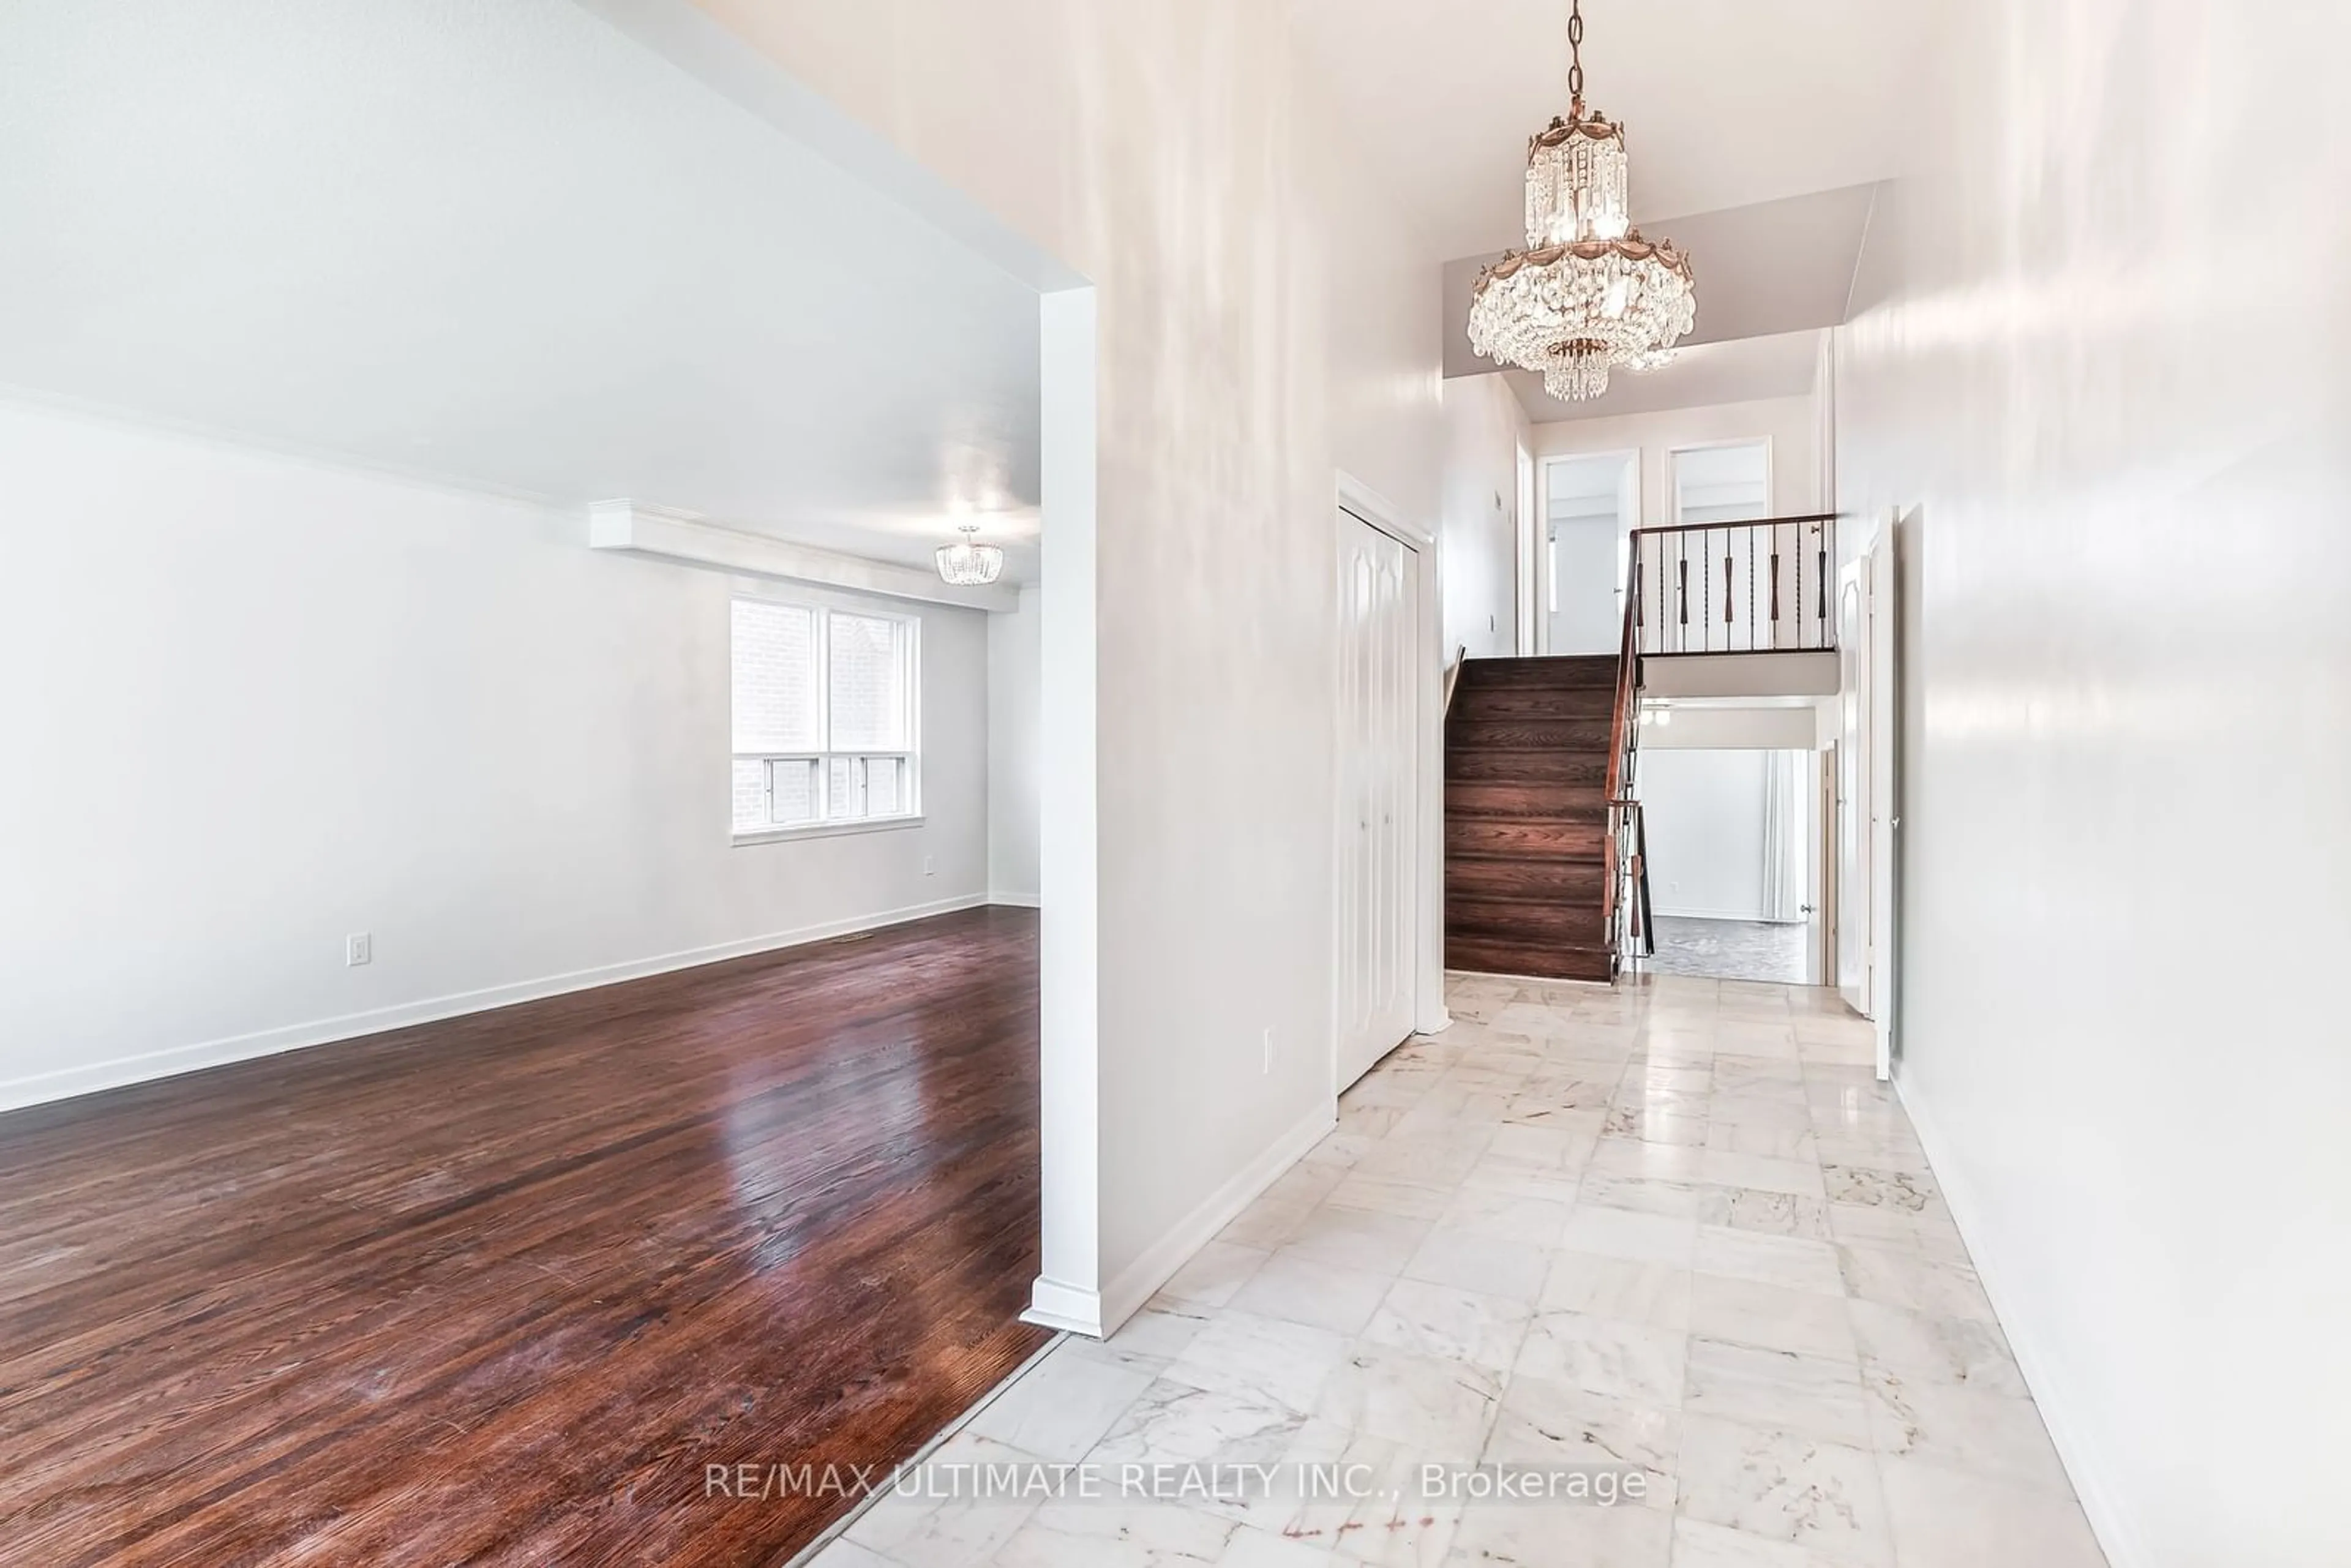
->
[730,599,917,835]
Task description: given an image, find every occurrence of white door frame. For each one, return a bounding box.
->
[1515,443,1538,657]
[1867,516,1900,1080]
[1812,743,1837,988]
[1835,555,1872,1019]
[1335,473,1447,1098]
[1834,512,1901,1079]
[1530,448,1641,656]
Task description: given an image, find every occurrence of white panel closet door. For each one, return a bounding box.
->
[1336,509,1419,1091]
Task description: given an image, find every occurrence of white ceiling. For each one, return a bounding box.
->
[1286,0,1937,260]
[0,0,1043,580]
[1310,1,1923,427]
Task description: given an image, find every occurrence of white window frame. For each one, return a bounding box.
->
[730,595,923,846]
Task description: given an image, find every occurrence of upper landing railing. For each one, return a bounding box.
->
[1630,513,1839,657]
[1606,511,1841,977]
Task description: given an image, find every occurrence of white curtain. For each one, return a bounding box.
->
[1759,751,1810,923]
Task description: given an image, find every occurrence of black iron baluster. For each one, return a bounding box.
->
[1746,530,1755,652]
[1817,527,1829,648]
[1654,542,1665,656]
[1633,544,1644,631]
[1770,548,1782,636]
[1796,527,1815,648]
[1665,539,1674,653]
[1702,533,1711,653]
[1676,552,1688,651]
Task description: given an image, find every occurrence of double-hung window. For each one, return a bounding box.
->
[730,598,920,839]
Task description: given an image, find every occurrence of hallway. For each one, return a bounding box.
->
[818,973,2102,1567]
[1649,915,1810,986]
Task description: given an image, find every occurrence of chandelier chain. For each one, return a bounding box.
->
[1567,0,1585,106]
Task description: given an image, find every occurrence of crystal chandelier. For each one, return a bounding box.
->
[1467,0,1695,400]
[934,522,1004,586]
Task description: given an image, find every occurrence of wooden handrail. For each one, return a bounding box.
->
[1602,541,1643,964]
[1442,643,1468,715]
[1628,511,1839,540]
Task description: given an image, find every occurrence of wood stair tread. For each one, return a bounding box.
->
[1443,653,1625,985]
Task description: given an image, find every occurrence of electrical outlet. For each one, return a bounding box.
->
[346,932,372,967]
[923,855,936,876]
[1262,1027,1273,1075]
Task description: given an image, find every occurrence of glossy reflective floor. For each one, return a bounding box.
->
[1650,915,1810,985]
[0,906,1046,1567]
[815,972,2105,1567]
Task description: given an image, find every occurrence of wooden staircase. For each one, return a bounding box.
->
[1444,655,1620,982]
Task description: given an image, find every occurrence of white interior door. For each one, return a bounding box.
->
[1835,525,1900,1079]
[1336,509,1420,1090]
[1835,561,1872,1016]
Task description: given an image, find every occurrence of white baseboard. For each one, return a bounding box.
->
[1022,1101,1337,1341]
[1652,906,1783,923]
[988,891,1043,909]
[0,893,992,1116]
[1895,1073,2148,1568]
[1096,1100,1337,1337]
[1021,1275,1104,1337]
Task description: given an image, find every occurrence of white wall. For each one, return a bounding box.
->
[1643,705,1818,751]
[683,0,1445,1319]
[0,401,992,1110]
[1637,748,1771,921]
[1439,372,1526,660]
[986,584,1042,904]
[1532,394,1822,525]
[1833,3,2351,1564]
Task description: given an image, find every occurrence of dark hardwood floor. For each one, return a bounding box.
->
[0,906,1047,1567]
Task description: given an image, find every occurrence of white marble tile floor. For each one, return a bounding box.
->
[811,974,2105,1568]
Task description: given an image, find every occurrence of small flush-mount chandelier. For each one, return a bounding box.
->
[1466,0,1696,400]
[934,520,1005,587]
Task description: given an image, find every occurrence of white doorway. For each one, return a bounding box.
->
[1515,442,1538,655]
[1335,505,1421,1090]
[1670,439,1772,523]
[1835,518,1900,1080]
[1836,566,1870,1016]
[1636,745,1814,985]
[1539,450,1637,655]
